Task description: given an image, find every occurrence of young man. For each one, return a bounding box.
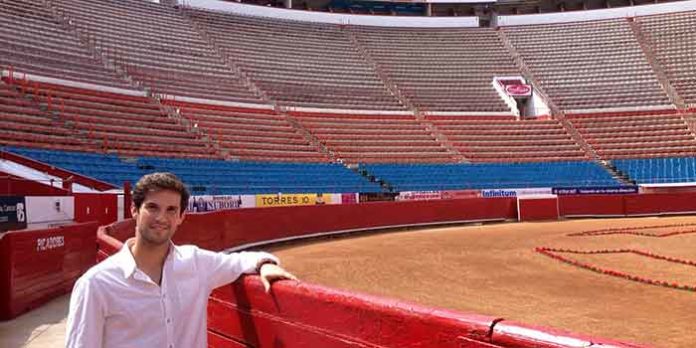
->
[66,172,296,348]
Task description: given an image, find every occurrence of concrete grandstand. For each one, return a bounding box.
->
[2,0,696,346]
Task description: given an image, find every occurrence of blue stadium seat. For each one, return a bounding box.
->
[3,147,382,194]
[363,161,621,191]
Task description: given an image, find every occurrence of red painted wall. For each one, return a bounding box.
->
[96,197,644,347]
[0,172,69,196]
[559,193,696,217]
[101,197,518,251]
[74,193,118,226]
[558,194,625,216]
[518,197,559,221]
[0,221,98,320]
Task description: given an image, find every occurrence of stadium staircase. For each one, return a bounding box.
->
[626,18,686,110]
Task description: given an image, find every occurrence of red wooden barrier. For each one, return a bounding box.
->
[74,193,118,226]
[0,221,98,320]
[559,193,696,217]
[96,198,644,347]
[517,196,559,221]
[558,194,625,217]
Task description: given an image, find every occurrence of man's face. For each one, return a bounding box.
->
[131,189,185,246]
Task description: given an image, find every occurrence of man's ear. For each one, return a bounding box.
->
[130,204,138,218]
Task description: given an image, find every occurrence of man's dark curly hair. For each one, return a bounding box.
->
[132,172,189,215]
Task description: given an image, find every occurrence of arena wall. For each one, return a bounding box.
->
[95,196,653,347]
[0,222,98,320]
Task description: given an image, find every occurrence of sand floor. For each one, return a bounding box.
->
[269,216,696,348]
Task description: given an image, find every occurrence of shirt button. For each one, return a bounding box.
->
[167,318,171,324]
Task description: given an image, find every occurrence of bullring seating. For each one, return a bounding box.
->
[427,116,587,162]
[49,0,262,104]
[363,161,620,191]
[167,102,329,162]
[566,111,696,159]
[186,10,405,111]
[293,113,455,163]
[0,0,130,89]
[0,81,87,151]
[502,19,672,111]
[613,157,696,184]
[3,147,381,194]
[22,83,217,159]
[350,26,518,112]
[637,11,696,106]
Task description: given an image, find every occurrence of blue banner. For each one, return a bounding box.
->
[552,186,639,195]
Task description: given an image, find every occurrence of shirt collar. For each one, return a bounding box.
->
[117,238,180,279]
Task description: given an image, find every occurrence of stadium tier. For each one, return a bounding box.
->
[566,111,696,159]
[501,18,672,112]
[613,157,696,184]
[2,1,696,186]
[3,147,381,194]
[0,0,130,89]
[349,26,519,112]
[293,113,455,163]
[363,161,621,191]
[637,11,696,107]
[185,9,407,111]
[50,0,262,104]
[426,116,587,162]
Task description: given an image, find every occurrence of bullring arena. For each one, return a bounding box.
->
[2,0,696,347]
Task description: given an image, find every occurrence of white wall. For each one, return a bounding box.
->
[528,91,551,118]
[180,0,479,27]
[25,196,75,225]
[498,0,696,26]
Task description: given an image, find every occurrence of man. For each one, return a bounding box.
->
[66,172,296,347]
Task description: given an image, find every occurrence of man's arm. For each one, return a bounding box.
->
[196,248,294,291]
[65,276,105,348]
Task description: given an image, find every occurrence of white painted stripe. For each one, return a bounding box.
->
[565,105,676,115]
[498,1,696,26]
[424,111,515,117]
[156,94,274,110]
[180,0,479,27]
[1,70,145,97]
[283,105,413,116]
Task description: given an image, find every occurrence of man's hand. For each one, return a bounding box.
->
[259,263,298,293]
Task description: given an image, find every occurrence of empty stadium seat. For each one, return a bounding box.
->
[363,161,621,191]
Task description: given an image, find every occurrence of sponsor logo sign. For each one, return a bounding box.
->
[505,84,532,97]
[552,186,639,195]
[0,196,27,232]
[481,188,553,198]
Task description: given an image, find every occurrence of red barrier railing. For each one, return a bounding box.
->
[0,221,99,320]
[95,198,645,347]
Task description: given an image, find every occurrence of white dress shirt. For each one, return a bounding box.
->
[65,239,278,348]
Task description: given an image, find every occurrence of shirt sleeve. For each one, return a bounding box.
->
[65,275,105,348]
[195,248,280,290]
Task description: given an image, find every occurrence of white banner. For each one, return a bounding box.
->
[187,195,256,212]
[481,188,553,198]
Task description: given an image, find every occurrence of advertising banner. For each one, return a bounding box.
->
[481,188,553,198]
[256,193,320,208]
[441,190,481,199]
[358,192,398,203]
[396,191,442,201]
[552,186,639,195]
[341,193,358,204]
[0,196,26,232]
[188,195,255,212]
